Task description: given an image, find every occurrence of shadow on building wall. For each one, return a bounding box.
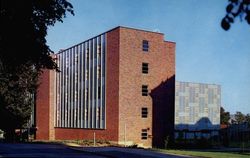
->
[175,117,220,148]
[175,117,220,132]
[150,75,175,148]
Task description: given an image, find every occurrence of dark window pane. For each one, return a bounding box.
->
[142,85,148,96]
[141,129,148,139]
[142,40,149,51]
[142,63,148,74]
[142,107,148,118]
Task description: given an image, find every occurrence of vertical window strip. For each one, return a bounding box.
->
[65,50,69,127]
[64,50,67,127]
[83,42,87,128]
[96,37,99,128]
[91,38,95,128]
[54,56,57,127]
[75,47,78,128]
[99,35,102,128]
[87,41,91,128]
[69,48,72,128]
[102,34,106,128]
[70,48,73,128]
[57,55,60,127]
[73,48,76,127]
[77,45,80,128]
[81,43,85,128]
[63,52,65,128]
[95,37,98,128]
[55,34,106,129]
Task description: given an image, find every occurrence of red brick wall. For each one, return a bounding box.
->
[151,41,175,147]
[36,70,50,140]
[54,29,120,142]
[118,27,175,147]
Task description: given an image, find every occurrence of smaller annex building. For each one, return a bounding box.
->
[175,81,221,140]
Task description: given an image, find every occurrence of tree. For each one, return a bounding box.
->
[221,0,250,30]
[0,0,74,141]
[0,63,38,141]
[234,111,245,124]
[245,114,250,125]
[220,107,231,125]
[1,0,74,70]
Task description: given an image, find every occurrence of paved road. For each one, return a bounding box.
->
[0,143,190,158]
[0,143,104,158]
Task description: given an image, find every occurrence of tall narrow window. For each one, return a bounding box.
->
[86,49,89,61]
[85,88,88,100]
[142,63,148,74]
[85,70,89,80]
[97,45,101,54]
[98,86,101,99]
[142,40,149,51]
[96,107,100,120]
[142,85,148,96]
[141,129,148,139]
[97,66,101,79]
[141,107,148,118]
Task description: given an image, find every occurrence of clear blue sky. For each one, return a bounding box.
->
[46,0,250,114]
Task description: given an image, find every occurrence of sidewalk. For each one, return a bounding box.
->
[194,147,250,152]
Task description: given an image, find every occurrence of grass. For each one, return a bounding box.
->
[32,139,112,147]
[153,149,250,158]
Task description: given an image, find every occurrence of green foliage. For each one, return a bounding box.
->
[245,114,250,125]
[220,107,230,125]
[1,0,74,70]
[155,149,250,158]
[0,0,74,141]
[221,0,250,30]
[234,111,246,124]
[0,64,38,130]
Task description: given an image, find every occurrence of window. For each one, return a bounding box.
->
[97,66,101,79]
[97,44,101,53]
[85,88,88,100]
[142,63,148,74]
[141,107,148,118]
[141,129,148,139]
[96,107,100,120]
[142,85,148,96]
[98,86,101,99]
[142,40,149,51]
[85,70,88,80]
[86,49,89,61]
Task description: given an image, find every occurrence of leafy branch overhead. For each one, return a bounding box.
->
[221,0,250,30]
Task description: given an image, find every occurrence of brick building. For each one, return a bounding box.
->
[36,26,175,147]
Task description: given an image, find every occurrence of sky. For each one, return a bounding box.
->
[46,0,250,114]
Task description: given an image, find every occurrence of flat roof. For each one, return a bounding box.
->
[176,81,221,87]
[57,26,165,54]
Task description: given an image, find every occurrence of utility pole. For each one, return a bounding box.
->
[124,123,126,147]
[94,132,96,147]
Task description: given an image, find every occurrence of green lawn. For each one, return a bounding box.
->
[153,149,250,158]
